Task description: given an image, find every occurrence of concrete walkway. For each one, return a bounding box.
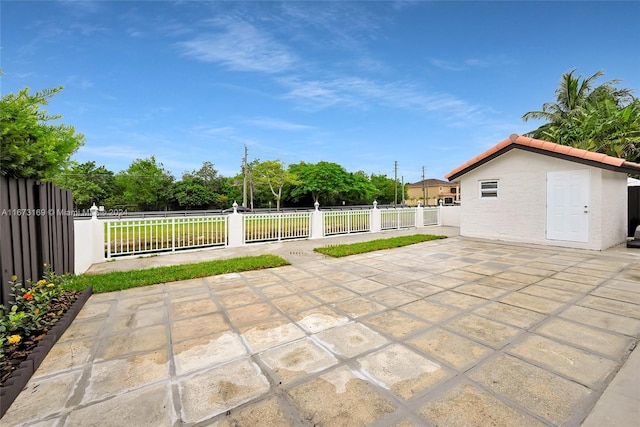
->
[3,227,639,426]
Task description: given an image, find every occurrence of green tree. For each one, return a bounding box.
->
[370,174,397,204]
[0,86,85,179]
[523,69,639,162]
[116,156,174,211]
[172,177,212,210]
[288,161,353,206]
[184,161,224,194]
[253,160,298,211]
[53,161,116,210]
[345,171,378,205]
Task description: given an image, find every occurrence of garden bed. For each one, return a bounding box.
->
[0,286,92,418]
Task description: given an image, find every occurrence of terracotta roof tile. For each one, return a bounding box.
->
[445,134,639,180]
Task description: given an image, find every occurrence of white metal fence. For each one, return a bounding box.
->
[244,212,311,243]
[78,205,454,266]
[106,216,227,258]
[380,208,417,230]
[323,210,370,236]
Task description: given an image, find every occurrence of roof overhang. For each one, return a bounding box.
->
[445,134,640,181]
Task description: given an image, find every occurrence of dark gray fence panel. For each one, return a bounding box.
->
[0,177,74,306]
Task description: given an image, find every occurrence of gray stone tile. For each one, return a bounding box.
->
[471,354,592,425]
[590,286,640,305]
[65,383,174,427]
[559,305,640,337]
[399,300,458,323]
[331,296,387,318]
[520,284,581,302]
[419,383,546,427]
[96,324,168,359]
[499,292,564,314]
[209,396,298,426]
[287,366,396,426]
[407,328,491,370]
[83,349,169,403]
[358,344,451,400]
[315,322,388,358]
[578,295,640,320]
[426,291,487,310]
[2,371,83,425]
[509,334,618,388]
[369,287,421,307]
[173,332,247,375]
[453,283,510,300]
[536,317,635,359]
[363,309,431,339]
[258,337,338,385]
[178,358,270,424]
[472,302,545,329]
[444,314,521,348]
[552,272,605,286]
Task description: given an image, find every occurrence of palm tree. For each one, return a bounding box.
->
[523,69,639,162]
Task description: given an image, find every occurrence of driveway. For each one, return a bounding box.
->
[4,231,640,426]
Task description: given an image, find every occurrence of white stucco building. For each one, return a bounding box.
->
[445,134,640,251]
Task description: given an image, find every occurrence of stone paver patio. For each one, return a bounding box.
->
[3,231,639,426]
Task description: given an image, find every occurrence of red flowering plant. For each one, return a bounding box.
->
[0,265,79,384]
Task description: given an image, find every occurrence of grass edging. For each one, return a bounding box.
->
[65,254,290,294]
[313,234,447,258]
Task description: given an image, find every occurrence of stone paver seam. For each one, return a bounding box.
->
[60,293,123,419]
[165,279,199,426]
[457,350,568,426]
[504,325,629,426]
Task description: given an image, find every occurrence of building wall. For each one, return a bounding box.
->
[459,149,626,250]
[600,170,628,249]
[407,183,459,206]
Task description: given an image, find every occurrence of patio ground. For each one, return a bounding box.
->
[3,227,639,426]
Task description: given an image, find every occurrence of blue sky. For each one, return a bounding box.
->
[2,1,639,183]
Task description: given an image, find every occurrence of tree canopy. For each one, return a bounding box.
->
[523,69,640,162]
[0,86,85,179]
[253,160,298,211]
[115,156,175,211]
[53,161,116,209]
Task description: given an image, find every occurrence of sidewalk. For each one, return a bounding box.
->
[3,227,639,426]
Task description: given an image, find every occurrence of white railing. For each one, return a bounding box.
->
[106,216,227,258]
[75,205,450,272]
[324,210,370,236]
[380,208,417,230]
[244,212,311,243]
[423,207,439,226]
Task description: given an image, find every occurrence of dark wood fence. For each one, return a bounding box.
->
[0,177,74,306]
[629,186,640,237]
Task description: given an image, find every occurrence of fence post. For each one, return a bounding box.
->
[371,201,381,233]
[416,202,425,228]
[73,204,106,274]
[310,201,324,239]
[227,202,244,247]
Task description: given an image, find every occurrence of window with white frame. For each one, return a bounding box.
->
[479,180,498,198]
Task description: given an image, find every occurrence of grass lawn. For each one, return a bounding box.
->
[65,254,290,294]
[314,234,446,257]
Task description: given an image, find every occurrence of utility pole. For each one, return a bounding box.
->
[394,161,398,207]
[242,145,248,208]
[401,176,405,206]
[422,166,426,206]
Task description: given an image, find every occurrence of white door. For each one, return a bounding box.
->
[546,170,590,242]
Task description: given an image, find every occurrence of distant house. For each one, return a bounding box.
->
[406,179,460,207]
[445,134,640,251]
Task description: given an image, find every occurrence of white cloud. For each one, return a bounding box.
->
[279,75,487,121]
[244,117,315,131]
[177,19,296,73]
